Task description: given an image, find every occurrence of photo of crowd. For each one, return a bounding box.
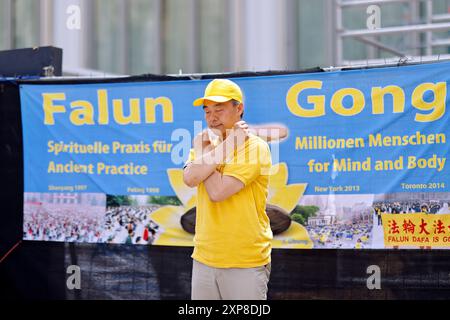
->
[298,194,375,249]
[294,192,450,249]
[372,192,450,226]
[23,193,162,245]
[371,192,450,249]
[24,191,450,249]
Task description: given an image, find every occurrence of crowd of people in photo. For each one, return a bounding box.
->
[304,200,450,249]
[23,204,161,245]
[23,206,104,242]
[103,206,161,244]
[372,200,450,226]
[25,197,450,248]
[306,221,372,249]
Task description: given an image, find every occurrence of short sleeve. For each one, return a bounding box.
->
[222,138,271,186]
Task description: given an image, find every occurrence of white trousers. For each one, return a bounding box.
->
[191,259,271,300]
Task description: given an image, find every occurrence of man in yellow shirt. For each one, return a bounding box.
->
[183,79,273,300]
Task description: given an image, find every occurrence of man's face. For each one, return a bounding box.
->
[203,99,243,136]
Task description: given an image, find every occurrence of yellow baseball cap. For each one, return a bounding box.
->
[193,79,243,106]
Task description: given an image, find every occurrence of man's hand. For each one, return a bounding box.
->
[193,130,212,156]
[219,120,249,159]
[231,121,250,145]
[232,120,250,136]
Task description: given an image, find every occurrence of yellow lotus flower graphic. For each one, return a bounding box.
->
[149,168,196,246]
[267,163,313,249]
[150,162,313,248]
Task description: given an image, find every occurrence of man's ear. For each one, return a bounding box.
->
[237,103,244,118]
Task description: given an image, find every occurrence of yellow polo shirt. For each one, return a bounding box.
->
[189,134,273,268]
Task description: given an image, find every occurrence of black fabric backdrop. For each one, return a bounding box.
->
[2,69,450,300]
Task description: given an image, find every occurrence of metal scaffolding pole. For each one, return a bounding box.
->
[340,22,450,38]
[335,0,450,67]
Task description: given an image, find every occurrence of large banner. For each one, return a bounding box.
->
[20,61,450,249]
